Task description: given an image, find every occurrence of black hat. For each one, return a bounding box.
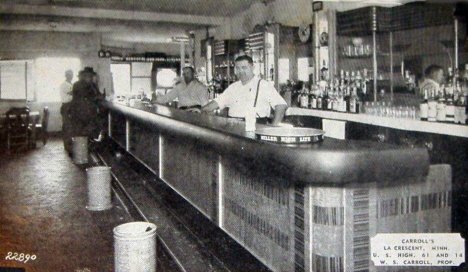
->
[79,67,97,76]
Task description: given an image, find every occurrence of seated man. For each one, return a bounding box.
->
[155,67,209,109]
[198,55,288,126]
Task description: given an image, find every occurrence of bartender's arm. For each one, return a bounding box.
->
[270,104,288,126]
[154,87,179,104]
[191,88,232,113]
[266,83,288,126]
[199,100,220,112]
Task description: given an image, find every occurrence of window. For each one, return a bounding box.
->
[0,60,34,101]
[111,62,155,97]
[111,63,131,96]
[131,62,152,95]
[298,57,310,82]
[35,57,81,102]
[156,68,177,88]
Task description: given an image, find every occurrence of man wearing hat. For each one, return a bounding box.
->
[69,67,103,142]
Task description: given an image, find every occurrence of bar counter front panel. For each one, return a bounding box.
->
[104,101,451,272]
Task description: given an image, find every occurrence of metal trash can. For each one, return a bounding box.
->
[72,136,88,164]
[114,222,157,272]
[85,166,112,211]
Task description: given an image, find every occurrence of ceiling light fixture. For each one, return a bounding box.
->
[171,36,190,43]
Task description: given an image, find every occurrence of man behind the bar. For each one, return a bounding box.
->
[155,66,209,109]
[60,70,74,155]
[419,64,444,95]
[197,55,288,126]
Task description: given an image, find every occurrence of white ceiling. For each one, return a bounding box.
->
[1,0,259,16]
[0,0,258,47]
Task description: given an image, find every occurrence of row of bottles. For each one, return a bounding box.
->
[419,89,467,124]
[214,73,237,83]
[298,82,362,113]
[419,66,468,125]
[214,60,235,68]
[298,69,371,114]
[110,56,181,62]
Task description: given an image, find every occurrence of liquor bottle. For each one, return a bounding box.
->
[300,84,309,108]
[338,89,345,112]
[427,89,437,122]
[379,89,386,102]
[360,76,368,102]
[454,81,461,104]
[457,96,467,125]
[436,90,446,122]
[445,68,454,97]
[419,89,429,121]
[323,87,329,111]
[462,64,468,96]
[349,87,360,114]
[355,70,362,82]
[317,88,323,110]
[331,88,337,111]
[331,89,337,111]
[298,89,304,107]
[344,85,351,112]
[464,96,468,125]
[310,88,317,109]
[405,70,415,92]
[446,94,455,123]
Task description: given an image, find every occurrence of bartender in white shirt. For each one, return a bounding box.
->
[198,55,288,126]
[59,70,73,155]
[155,67,209,109]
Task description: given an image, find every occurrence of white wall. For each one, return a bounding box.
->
[0,30,111,132]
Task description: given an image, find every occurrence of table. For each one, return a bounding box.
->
[0,111,41,147]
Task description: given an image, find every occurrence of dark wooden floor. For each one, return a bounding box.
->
[0,138,132,272]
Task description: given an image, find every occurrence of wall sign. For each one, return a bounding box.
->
[313,1,323,12]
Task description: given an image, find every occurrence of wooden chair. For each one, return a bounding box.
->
[34,106,50,146]
[6,107,31,151]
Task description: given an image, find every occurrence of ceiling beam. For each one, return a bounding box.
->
[0,3,226,26]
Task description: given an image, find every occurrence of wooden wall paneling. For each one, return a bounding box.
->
[128,119,160,174]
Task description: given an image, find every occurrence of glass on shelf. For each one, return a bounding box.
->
[401,106,409,119]
[410,106,417,120]
[363,44,371,56]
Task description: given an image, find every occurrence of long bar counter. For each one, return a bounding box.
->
[103,101,451,272]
